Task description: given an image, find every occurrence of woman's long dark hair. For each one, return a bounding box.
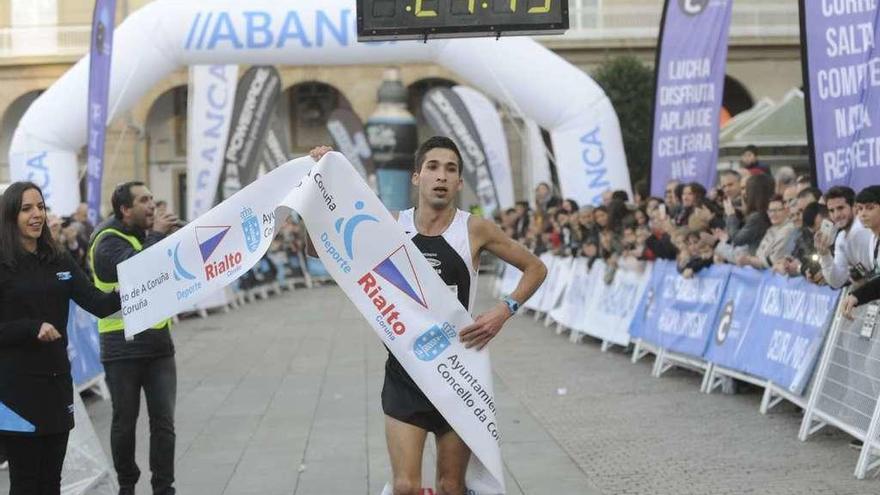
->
[0,181,60,269]
[744,173,775,216]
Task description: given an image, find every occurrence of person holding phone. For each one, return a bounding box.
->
[815,186,876,289]
[0,182,121,494]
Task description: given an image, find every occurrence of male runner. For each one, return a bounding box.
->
[310,137,546,495]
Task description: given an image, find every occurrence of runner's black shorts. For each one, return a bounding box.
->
[382,352,452,435]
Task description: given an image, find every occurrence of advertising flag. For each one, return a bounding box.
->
[801,0,880,190]
[649,0,733,196]
[85,0,117,226]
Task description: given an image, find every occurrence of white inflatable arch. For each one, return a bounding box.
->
[9,0,630,215]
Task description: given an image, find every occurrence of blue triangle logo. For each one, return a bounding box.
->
[196,226,231,262]
[0,400,35,433]
[373,246,428,309]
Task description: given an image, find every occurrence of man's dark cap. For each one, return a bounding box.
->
[855,186,880,205]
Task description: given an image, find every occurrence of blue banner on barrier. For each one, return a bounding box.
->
[66,302,104,388]
[638,261,731,357]
[703,267,764,370]
[306,257,330,278]
[740,273,838,394]
[628,260,670,340]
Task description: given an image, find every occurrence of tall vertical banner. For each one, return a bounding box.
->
[649,0,733,196]
[423,87,500,218]
[220,65,282,200]
[85,0,117,226]
[801,1,880,190]
[187,64,238,220]
[259,113,293,174]
[453,86,515,211]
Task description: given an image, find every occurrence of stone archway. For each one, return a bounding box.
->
[1,90,44,184]
[280,81,352,155]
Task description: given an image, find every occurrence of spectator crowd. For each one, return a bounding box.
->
[498,146,880,300]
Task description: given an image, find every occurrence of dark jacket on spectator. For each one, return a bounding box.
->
[643,230,678,261]
[681,255,714,275]
[90,218,174,362]
[853,275,880,306]
[0,251,120,436]
[726,212,771,253]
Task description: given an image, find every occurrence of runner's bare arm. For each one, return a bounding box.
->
[459,217,547,350]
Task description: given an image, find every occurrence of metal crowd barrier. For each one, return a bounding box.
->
[496,254,880,479]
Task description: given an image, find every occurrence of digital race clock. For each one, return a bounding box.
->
[357,0,569,41]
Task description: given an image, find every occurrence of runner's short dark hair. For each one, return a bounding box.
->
[414,136,463,175]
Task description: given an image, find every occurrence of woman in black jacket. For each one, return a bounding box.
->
[0,182,120,494]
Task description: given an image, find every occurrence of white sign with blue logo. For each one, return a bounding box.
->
[118,153,505,494]
[583,262,652,346]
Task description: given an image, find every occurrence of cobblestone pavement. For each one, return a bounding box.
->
[493,302,877,495]
[2,278,877,494]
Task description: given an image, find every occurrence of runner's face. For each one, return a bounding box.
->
[413,148,463,209]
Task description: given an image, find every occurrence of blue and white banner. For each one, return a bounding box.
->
[584,263,652,346]
[550,257,588,329]
[801,0,880,190]
[737,273,838,394]
[702,266,764,372]
[539,256,573,314]
[187,64,238,220]
[628,259,670,340]
[66,302,104,389]
[524,253,555,311]
[649,0,733,196]
[116,153,505,494]
[85,0,116,226]
[637,261,731,357]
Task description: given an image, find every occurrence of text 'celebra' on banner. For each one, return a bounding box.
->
[649,0,733,196]
[117,153,506,494]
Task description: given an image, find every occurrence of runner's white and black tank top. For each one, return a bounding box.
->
[381,208,479,429]
[397,207,478,312]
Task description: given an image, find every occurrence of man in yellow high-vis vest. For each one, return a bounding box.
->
[89,182,180,495]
